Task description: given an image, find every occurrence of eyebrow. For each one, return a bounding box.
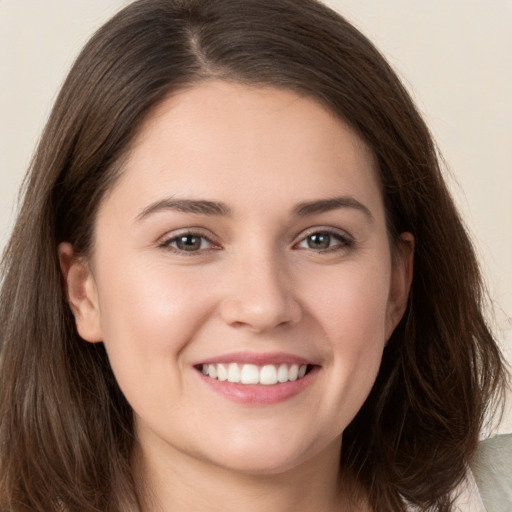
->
[136,198,232,221]
[293,196,374,221]
[135,195,373,222]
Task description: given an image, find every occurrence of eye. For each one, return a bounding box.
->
[160,232,217,253]
[295,230,352,252]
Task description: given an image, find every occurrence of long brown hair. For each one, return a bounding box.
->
[0,1,508,510]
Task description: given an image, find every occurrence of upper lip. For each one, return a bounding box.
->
[193,351,315,367]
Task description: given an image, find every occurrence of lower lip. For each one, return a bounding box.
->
[197,366,319,405]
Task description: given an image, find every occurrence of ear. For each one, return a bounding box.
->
[58,242,103,343]
[385,232,414,341]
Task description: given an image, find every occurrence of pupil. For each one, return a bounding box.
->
[177,235,201,251]
[308,233,330,249]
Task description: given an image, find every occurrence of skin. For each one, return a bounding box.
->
[60,81,413,512]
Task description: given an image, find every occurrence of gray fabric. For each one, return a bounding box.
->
[472,434,512,512]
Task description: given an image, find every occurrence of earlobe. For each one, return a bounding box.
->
[385,232,414,340]
[58,242,103,343]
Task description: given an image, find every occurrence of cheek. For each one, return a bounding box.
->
[94,257,218,364]
[324,288,387,384]
[299,261,390,407]
[302,259,391,344]
[92,258,221,421]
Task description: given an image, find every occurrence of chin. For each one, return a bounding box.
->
[212,452,308,476]
[200,434,329,477]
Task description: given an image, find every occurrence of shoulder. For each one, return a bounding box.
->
[471,433,512,512]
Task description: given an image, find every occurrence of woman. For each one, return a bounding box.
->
[0,0,508,510]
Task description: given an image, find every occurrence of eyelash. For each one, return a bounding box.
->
[293,228,354,253]
[158,230,219,254]
[158,228,354,255]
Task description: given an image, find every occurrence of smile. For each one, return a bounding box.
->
[200,362,309,385]
[194,353,318,405]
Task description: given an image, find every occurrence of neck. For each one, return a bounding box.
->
[133,433,367,512]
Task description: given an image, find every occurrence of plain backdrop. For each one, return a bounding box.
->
[1,1,511,432]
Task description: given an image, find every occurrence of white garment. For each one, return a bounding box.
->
[405,470,487,512]
[471,433,512,512]
[412,434,512,512]
[451,469,487,512]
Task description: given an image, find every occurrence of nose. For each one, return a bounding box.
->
[219,254,302,333]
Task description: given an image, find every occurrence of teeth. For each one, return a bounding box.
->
[277,363,288,383]
[288,364,299,381]
[208,364,217,379]
[227,363,240,383]
[240,364,259,384]
[217,363,228,381]
[200,363,309,385]
[260,364,277,385]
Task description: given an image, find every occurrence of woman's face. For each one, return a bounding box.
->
[62,81,412,476]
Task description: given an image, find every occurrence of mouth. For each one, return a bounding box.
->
[196,362,313,385]
[193,354,319,405]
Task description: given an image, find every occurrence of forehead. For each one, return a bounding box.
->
[101,80,383,220]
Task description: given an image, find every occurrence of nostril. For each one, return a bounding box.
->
[219,294,302,332]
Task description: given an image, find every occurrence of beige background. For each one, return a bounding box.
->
[1,1,511,432]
